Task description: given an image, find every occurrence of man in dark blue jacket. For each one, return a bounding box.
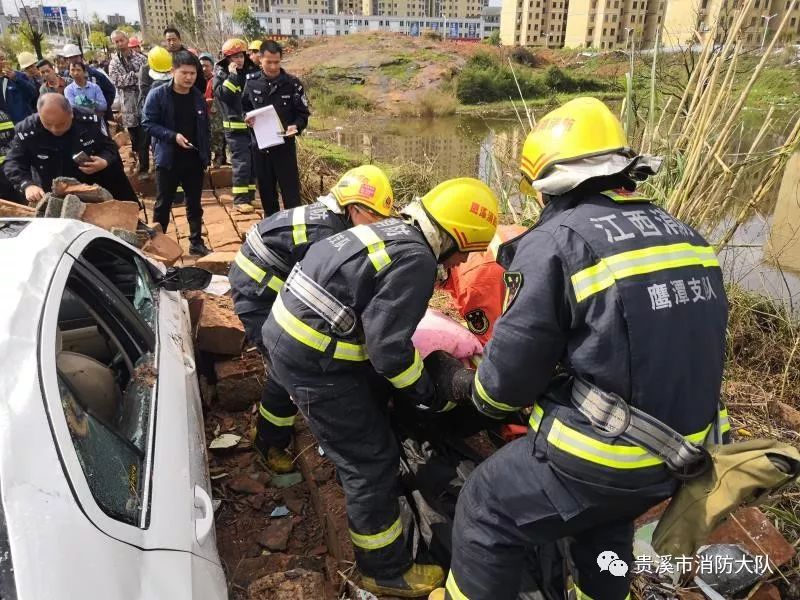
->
[0,49,36,124]
[142,50,211,256]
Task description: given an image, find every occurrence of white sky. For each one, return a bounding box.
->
[2,0,141,23]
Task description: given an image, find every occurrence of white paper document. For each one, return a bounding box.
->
[245,105,285,149]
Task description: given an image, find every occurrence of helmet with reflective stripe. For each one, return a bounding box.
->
[249,39,263,51]
[222,38,248,57]
[519,96,632,194]
[147,46,172,73]
[331,165,394,217]
[421,178,498,252]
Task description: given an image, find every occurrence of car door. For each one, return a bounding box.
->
[40,229,225,590]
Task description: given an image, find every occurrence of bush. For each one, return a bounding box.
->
[466,52,499,70]
[456,59,545,104]
[510,47,538,67]
[542,66,608,94]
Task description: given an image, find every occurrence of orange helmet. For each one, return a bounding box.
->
[222,38,247,57]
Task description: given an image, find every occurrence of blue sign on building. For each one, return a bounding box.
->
[468,22,477,37]
[410,22,419,36]
[449,22,458,37]
[41,6,67,18]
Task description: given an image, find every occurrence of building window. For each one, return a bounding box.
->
[792,16,797,25]
[630,14,634,21]
[612,14,617,20]
[588,26,593,34]
[603,26,607,33]
[610,27,615,34]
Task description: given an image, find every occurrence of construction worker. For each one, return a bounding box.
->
[242,40,309,216]
[214,38,259,213]
[425,97,729,600]
[248,39,263,65]
[263,178,499,598]
[229,165,394,473]
[440,224,526,345]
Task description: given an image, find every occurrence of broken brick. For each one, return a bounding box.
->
[708,507,796,568]
[215,353,264,412]
[81,200,140,233]
[195,251,236,275]
[257,518,295,552]
[197,294,245,356]
[52,179,113,203]
[113,130,131,148]
[749,582,781,600]
[248,568,326,600]
[228,475,267,495]
[0,199,35,217]
[210,167,233,189]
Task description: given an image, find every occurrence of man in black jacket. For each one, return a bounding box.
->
[5,93,136,204]
[242,40,309,216]
[142,51,211,256]
[163,26,206,95]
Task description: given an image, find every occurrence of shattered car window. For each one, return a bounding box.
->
[57,376,143,526]
[116,354,156,454]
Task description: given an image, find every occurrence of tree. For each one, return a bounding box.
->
[231,7,264,41]
[16,14,46,59]
[89,31,108,51]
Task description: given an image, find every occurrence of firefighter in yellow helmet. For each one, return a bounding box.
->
[229,165,395,473]
[214,38,260,212]
[426,97,729,600]
[262,178,498,597]
[248,39,263,64]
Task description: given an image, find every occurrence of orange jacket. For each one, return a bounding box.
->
[441,224,526,344]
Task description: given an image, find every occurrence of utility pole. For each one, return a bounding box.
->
[625,26,634,136]
[761,13,777,50]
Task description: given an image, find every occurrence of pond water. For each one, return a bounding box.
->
[308,110,800,310]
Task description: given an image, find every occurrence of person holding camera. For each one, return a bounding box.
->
[4,93,137,205]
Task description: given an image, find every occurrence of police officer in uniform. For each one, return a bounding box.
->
[229,165,395,474]
[262,178,499,598]
[242,40,309,216]
[214,38,260,213]
[5,93,137,204]
[425,97,730,600]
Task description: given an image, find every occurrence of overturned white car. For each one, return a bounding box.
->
[0,218,227,599]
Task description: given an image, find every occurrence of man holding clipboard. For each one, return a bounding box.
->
[242,40,310,216]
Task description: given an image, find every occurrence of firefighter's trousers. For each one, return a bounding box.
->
[269,350,413,579]
[445,434,676,600]
[225,130,255,205]
[237,307,296,450]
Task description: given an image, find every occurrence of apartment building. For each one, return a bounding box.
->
[662,0,800,47]
[500,0,568,46]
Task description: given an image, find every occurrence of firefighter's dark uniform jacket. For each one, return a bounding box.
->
[230,201,351,451]
[444,188,731,600]
[264,217,437,406]
[472,189,730,488]
[213,57,259,129]
[263,218,438,578]
[5,110,135,201]
[230,201,349,318]
[241,69,310,135]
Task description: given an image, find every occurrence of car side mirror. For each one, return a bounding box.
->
[158,266,213,291]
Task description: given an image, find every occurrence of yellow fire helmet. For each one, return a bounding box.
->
[248,39,264,52]
[421,178,499,252]
[222,38,248,57]
[331,165,394,217]
[147,46,172,74]
[519,96,633,194]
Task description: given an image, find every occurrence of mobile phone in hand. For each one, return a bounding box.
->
[72,151,91,165]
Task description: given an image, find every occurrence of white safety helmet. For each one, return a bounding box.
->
[60,43,82,58]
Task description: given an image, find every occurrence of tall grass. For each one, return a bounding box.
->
[633,0,800,247]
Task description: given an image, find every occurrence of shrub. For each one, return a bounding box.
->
[510,47,538,67]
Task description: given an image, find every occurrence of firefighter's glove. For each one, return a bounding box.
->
[424,350,474,407]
